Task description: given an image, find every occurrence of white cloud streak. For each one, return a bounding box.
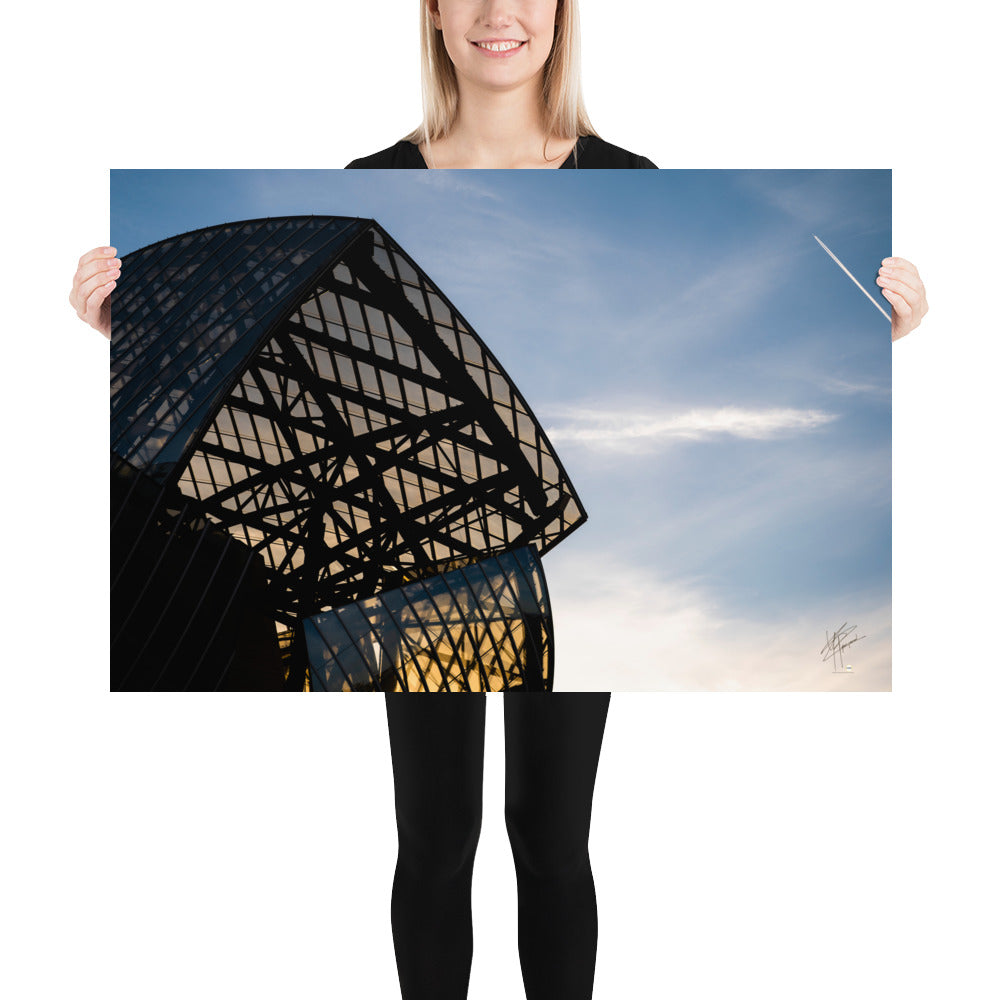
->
[543,404,838,452]
[817,375,890,398]
[410,171,505,202]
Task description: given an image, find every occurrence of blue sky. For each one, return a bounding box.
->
[112,169,891,691]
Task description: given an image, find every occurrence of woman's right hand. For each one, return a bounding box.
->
[69,246,120,340]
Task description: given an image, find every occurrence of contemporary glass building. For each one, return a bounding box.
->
[111,217,586,691]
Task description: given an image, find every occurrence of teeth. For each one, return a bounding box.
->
[476,40,523,52]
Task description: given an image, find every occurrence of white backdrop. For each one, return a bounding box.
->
[4,3,997,999]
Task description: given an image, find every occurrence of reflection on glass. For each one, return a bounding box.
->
[306,547,552,692]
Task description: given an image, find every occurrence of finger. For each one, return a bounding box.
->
[75,267,121,312]
[877,268,925,300]
[881,286,912,318]
[74,256,121,294]
[77,246,117,269]
[71,260,120,318]
[83,279,116,325]
[875,274,921,301]
[881,256,918,273]
[878,276,928,324]
[880,259,925,298]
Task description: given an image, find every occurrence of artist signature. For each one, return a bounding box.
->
[821,622,866,673]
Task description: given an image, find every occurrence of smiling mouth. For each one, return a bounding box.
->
[471,39,527,53]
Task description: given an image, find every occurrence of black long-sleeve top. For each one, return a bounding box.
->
[345,134,657,169]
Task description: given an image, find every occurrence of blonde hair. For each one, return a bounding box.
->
[403,0,598,149]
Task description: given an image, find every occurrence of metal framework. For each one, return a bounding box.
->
[307,547,552,692]
[110,216,585,691]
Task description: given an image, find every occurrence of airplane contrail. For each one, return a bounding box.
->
[812,234,891,322]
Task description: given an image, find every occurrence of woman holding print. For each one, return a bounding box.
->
[72,3,928,999]
[348,0,655,169]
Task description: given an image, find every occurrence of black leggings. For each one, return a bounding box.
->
[385,692,611,1000]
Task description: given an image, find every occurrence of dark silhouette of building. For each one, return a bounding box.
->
[111,217,586,691]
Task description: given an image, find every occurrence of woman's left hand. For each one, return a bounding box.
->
[877,257,928,341]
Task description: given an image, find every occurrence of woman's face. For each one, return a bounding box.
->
[429,0,560,94]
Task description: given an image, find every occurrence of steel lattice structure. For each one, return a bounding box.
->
[110,216,585,691]
[307,547,551,692]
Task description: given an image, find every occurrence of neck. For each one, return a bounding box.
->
[430,77,560,168]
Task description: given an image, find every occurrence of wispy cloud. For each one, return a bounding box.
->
[543,404,838,452]
[739,172,870,231]
[585,234,805,368]
[411,171,505,202]
[817,375,890,398]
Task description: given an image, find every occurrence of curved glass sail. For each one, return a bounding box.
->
[110,217,585,691]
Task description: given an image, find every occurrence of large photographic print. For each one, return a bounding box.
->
[111,169,890,691]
